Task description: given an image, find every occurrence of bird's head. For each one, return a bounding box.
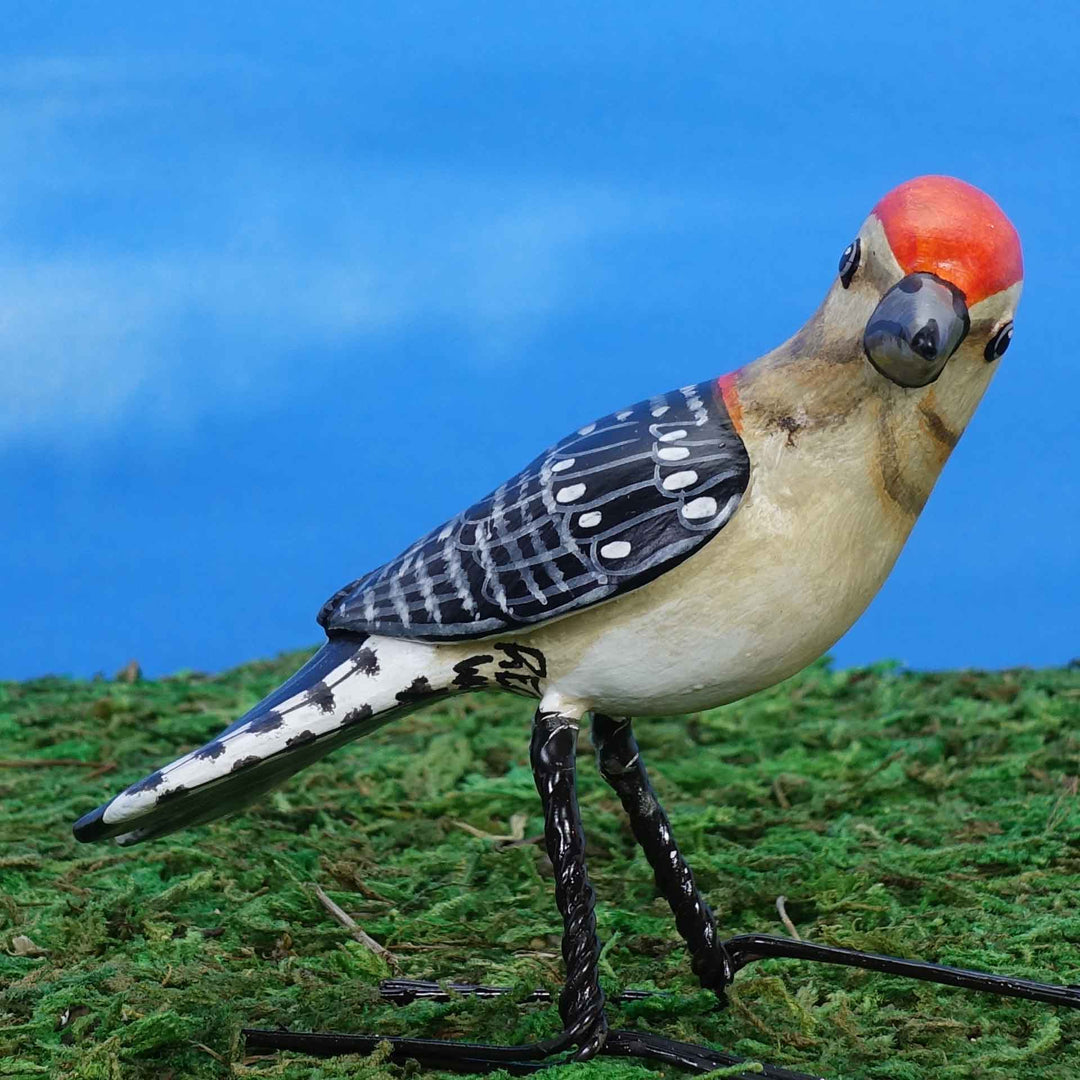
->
[832,174,1022,394]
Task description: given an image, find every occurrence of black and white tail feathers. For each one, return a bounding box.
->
[73,633,451,846]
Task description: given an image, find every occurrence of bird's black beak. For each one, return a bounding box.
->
[863,273,970,388]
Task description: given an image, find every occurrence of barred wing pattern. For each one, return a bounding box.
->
[318,380,750,641]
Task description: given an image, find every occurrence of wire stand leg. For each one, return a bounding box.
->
[592,712,732,994]
[591,713,1080,1013]
[530,707,608,1057]
[247,707,818,1077]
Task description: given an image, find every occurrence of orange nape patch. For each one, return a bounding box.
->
[873,175,1023,307]
[715,370,743,434]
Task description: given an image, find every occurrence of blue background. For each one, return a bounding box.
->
[3,3,1077,681]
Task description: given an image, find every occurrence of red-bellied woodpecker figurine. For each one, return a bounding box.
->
[75,176,1077,1078]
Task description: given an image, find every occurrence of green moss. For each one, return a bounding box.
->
[1,654,1079,1078]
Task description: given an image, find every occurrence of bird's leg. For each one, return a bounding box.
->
[530,706,609,1058]
[592,713,732,996]
[243,707,611,1067]
[242,707,607,1070]
[244,707,826,1078]
[591,715,1080,1014]
[248,713,1080,1080]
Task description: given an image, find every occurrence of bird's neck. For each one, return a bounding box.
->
[715,307,971,525]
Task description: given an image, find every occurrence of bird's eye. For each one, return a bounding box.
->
[838,238,861,288]
[984,321,1013,362]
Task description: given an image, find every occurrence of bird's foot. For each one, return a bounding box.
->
[719,933,1080,1008]
[693,940,738,1003]
[243,981,611,1073]
[244,979,824,1077]
[243,1009,822,1079]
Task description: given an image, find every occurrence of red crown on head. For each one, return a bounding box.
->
[872,175,1023,307]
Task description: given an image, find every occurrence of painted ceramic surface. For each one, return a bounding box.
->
[75,175,1024,846]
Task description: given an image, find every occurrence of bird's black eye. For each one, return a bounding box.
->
[838,238,861,288]
[984,321,1013,363]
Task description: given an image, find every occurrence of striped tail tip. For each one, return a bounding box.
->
[72,633,448,845]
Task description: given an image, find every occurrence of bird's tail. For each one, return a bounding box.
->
[72,633,453,846]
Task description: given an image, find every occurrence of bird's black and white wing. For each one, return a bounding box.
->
[318,380,750,641]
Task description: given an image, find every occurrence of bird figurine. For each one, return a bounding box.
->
[74,175,1078,1077]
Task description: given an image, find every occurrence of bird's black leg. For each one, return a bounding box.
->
[246,706,825,1079]
[592,713,1080,1015]
[592,712,732,996]
[530,707,609,1057]
[243,707,606,1069]
[247,714,1079,1078]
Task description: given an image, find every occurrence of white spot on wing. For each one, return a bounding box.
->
[659,429,687,442]
[658,446,690,461]
[651,405,670,418]
[556,483,586,503]
[578,511,602,527]
[681,386,709,426]
[683,496,718,520]
[578,423,596,435]
[551,458,575,472]
[616,410,633,421]
[600,540,632,559]
[662,470,698,491]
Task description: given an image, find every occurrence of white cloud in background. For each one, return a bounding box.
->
[0,57,694,444]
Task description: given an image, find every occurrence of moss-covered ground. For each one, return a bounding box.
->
[2,652,1079,1079]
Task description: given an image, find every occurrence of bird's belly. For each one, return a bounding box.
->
[528,445,912,716]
